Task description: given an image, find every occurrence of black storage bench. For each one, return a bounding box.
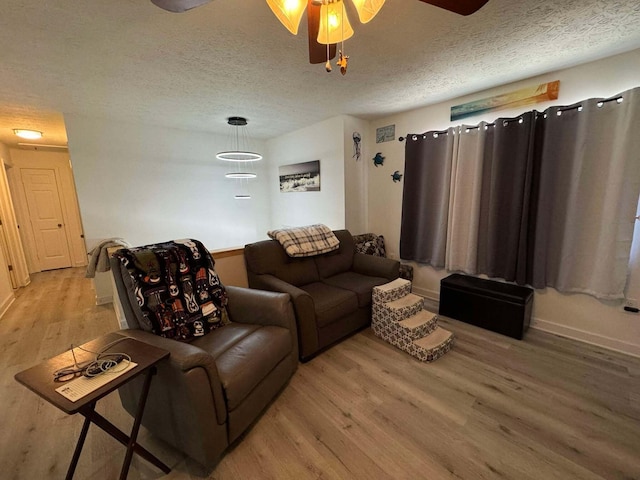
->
[439,274,533,340]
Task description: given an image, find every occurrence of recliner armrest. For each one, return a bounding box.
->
[115,329,227,424]
[353,253,400,280]
[116,329,213,371]
[226,285,299,367]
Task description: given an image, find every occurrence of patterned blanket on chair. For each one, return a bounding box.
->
[114,239,228,341]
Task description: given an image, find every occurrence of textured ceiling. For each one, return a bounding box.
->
[0,0,639,148]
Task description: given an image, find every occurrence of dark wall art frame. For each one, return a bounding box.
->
[279,160,321,193]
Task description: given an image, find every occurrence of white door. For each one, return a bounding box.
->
[21,168,72,271]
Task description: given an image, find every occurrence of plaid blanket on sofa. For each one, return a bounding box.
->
[267,224,340,257]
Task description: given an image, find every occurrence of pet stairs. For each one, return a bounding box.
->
[372,278,454,362]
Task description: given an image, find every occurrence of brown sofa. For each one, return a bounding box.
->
[110,256,298,469]
[244,229,400,361]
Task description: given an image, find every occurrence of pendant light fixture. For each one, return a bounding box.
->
[216,117,261,200]
[216,117,263,162]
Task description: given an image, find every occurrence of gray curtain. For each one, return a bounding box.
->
[400,128,456,267]
[400,86,640,300]
[529,87,640,299]
[445,123,492,274]
[480,112,536,284]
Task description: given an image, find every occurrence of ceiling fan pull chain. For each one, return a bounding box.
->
[338,0,349,75]
[325,1,332,72]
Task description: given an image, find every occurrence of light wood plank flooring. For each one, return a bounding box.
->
[1,268,639,479]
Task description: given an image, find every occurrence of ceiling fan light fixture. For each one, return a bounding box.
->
[317,1,354,45]
[266,0,307,35]
[351,0,385,23]
[13,129,43,140]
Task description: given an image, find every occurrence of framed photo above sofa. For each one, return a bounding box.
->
[279,160,320,193]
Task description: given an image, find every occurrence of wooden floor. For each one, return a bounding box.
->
[1,268,639,480]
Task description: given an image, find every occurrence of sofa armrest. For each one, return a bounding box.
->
[247,273,319,360]
[353,253,400,280]
[226,286,292,328]
[115,329,227,425]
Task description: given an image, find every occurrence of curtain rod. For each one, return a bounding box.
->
[399,94,625,141]
[399,129,449,142]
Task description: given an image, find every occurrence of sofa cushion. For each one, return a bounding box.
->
[353,233,386,257]
[300,282,359,327]
[214,325,292,410]
[322,272,390,308]
[244,239,320,286]
[314,230,356,279]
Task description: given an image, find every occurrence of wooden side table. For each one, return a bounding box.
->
[15,332,171,480]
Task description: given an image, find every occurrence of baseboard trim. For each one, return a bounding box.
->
[411,287,640,359]
[530,317,640,359]
[95,295,113,306]
[0,294,15,319]
[412,286,439,301]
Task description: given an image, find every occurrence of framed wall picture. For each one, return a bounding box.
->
[279,160,320,193]
[376,124,395,143]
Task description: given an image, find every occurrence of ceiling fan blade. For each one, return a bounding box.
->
[151,0,212,13]
[418,0,488,16]
[307,0,336,64]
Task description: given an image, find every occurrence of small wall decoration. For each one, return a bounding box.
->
[451,80,560,121]
[391,171,403,183]
[372,152,385,167]
[353,132,361,160]
[279,160,320,193]
[376,124,395,143]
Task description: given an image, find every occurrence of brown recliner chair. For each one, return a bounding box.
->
[109,255,298,469]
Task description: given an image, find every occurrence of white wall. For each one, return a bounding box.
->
[266,116,346,232]
[65,114,271,251]
[364,48,640,357]
[343,115,370,235]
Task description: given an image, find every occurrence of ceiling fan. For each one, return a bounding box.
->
[151,0,488,67]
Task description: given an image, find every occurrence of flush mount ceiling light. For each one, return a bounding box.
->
[13,129,43,140]
[216,117,263,162]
